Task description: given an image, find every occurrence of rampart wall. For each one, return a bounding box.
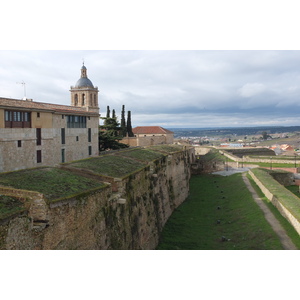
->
[0,148,194,250]
[249,170,300,236]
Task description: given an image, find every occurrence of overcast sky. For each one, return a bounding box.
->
[2,50,300,128]
[2,1,300,129]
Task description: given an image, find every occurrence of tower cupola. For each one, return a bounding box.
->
[70,64,99,111]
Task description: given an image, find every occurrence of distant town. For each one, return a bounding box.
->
[170,126,300,154]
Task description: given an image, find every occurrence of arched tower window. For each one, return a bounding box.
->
[94,94,97,107]
[74,94,78,106]
[90,94,93,106]
[82,94,85,106]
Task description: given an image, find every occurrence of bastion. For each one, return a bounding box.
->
[0,145,195,250]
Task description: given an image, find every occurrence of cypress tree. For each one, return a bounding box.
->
[121,105,127,137]
[127,111,134,137]
[112,109,116,119]
[104,106,110,126]
[106,106,110,118]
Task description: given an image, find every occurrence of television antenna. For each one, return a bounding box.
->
[16,81,26,99]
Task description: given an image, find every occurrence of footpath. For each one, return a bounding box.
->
[241,173,297,250]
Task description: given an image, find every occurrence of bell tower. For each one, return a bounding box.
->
[70,64,99,111]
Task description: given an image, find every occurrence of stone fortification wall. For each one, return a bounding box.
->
[0,148,194,250]
[249,170,300,236]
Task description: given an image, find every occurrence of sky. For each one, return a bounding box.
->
[1,1,300,130]
[3,50,300,129]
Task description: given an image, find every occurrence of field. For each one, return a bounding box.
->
[157,173,296,250]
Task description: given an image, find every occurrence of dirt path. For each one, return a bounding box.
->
[242,173,297,250]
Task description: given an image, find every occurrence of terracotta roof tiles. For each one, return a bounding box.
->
[132,126,174,135]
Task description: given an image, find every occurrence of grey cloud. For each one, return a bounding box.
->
[2,50,300,128]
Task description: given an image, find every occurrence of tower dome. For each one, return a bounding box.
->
[74,64,94,88]
[70,63,99,110]
[75,77,94,88]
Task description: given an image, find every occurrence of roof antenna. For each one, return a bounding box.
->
[16,81,26,100]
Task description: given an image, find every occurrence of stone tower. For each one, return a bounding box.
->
[70,64,99,111]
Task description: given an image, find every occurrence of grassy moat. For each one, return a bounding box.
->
[157,173,300,250]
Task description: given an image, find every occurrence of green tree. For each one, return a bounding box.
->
[261,131,271,140]
[120,105,127,137]
[99,114,129,151]
[127,111,134,137]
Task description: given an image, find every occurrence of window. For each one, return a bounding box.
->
[62,115,65,119]
[36,128,42,145]
[37,150,42,163]
[88,146,92,156]
[17,140,22,147]
[67,115,87,128]
[24,112,30,122]
[76,136,79,142]
[74,94,78,106]
[5,111,11,121]
[82,94,85,106]
[37,112,40,118]
[61,149,65,163]
[61,128,65,144]
[88,128,91,142]
[14,111,21,121]
[4,110,31,128]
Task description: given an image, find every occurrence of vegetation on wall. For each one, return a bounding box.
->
[0,168,104,201]
[251,168,300,218]
[70,155,146,178]
[0,195,25,219]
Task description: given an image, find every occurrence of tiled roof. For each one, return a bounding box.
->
[0,97,99,116]
[132,126,174,135]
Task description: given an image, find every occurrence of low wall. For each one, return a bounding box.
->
[249,170,300,236]
[0,148,194,250]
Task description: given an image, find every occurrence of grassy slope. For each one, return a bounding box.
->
[157,173,285,250]
[247,175,300,249]
[69,155,147,178]
[0,195,25,219]
[0,168,103,201]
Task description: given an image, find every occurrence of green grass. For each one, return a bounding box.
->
[247,174,300,249]
[201,148,228,162]
[286,185,300,197]
[245,162,297,168]
[250,168,300,218]
[0,195,25,219]
[149,144,185,153]
[0,168,104,201]
[69,155,146,178]
[117,148,164,162]
[157,173,285,250]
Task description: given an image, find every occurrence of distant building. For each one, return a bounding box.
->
[280,144,294,151]
[220,143,243,148]
[120,126,174,147]
[0,64,99,173]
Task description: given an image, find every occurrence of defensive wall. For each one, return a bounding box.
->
[219,149,300,172]
[249,169,300,236]
[0,145,195,250]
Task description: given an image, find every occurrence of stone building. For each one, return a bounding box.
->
[0,64,100,173]
[121,126,174,147]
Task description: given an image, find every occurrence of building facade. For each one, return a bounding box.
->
[0,64,99,173]
[120,126,174,147]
